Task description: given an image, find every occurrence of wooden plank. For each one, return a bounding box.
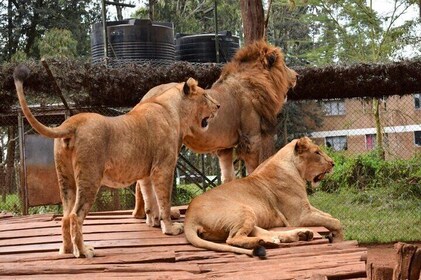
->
[0,216,145,233]
[409,247,421,280]
[393,242,418,280]
[0,222,158,240]
[5,271,206,279]
[0,209,367,279]
[367,264,394,280]
[0,262,203,276]
[200,257,366,279]
[0,244,202,263]
[0,236,190,254]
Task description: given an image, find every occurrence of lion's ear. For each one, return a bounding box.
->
[183,78,198,96]
[294,138,309,154]
[266,52,277,68]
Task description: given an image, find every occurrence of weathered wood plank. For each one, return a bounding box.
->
[409,247,421,280]
[0,222,158,240]
[6,271,206,279]
[0,209,367,279]
[0,262,203,276]
[0,244,202,263]
[393,242,418,280]
[0,236,190,254]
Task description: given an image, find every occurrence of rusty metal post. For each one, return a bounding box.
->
[17,112,28,215]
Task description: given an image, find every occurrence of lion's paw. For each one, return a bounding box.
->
[72,244,95,258]
[81,244,95,258]
[160,221,184,235]
[170,208,181,220]
[132,208,146,219]
[59,244,72,255]
[297,229,314,241]
[146,213,160,227]
[258,238,281,248]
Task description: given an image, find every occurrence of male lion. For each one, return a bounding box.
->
[13,65,219,258]
[133,40,298,219]
[184,137,343,257]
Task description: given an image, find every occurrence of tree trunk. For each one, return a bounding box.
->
[115,0,123,21]
[240,0,265,44]
[149,0,155,21]
[372,98,385,160]
[419,0,421,18]
[24,0,42,56]
[7,0,13,61]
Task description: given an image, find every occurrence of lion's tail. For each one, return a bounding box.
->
[13,65,73,139]
[184,219,266,258]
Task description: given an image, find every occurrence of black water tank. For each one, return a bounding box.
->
[91,19,175,65]
[175,31,240,63]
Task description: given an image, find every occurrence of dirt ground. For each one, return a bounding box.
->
[364,242,421,268]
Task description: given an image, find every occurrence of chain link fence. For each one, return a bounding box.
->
[0,94,420,243]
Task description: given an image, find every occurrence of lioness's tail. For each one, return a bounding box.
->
[184,219,266,258]
[13,65,73,138]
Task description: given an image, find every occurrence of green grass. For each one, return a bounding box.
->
[2,182,419,244]
[309,188,421,243]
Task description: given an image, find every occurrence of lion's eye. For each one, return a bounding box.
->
[315,151,321,155]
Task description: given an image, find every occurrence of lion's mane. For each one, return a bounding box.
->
[217,40,292,134]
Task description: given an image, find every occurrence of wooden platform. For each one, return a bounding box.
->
[0,208,367,279]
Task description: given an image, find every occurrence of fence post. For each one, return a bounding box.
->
[17,112,28,215]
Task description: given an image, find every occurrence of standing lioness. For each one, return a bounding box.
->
[13,65,219,258]
[184,137,342,257]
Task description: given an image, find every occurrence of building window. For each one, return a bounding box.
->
[366,134,376,150]
[325,136,347,151]
[415,131,421,146]
[414,94,420,109]
[323,99,345,116]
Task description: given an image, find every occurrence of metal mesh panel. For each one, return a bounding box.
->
[0,94,419,243]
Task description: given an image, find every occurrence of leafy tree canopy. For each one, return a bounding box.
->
[132,0,242,37]
[0,0,100,63]
[302,0,421,65]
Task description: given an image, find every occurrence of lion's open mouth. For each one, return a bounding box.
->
[313,168,332,183]
[201,117,209,128]
[313,173,326,183]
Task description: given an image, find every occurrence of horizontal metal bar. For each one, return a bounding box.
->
[105,1,135,8]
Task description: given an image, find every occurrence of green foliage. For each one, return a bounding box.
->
[319,150,421,201]
[10,51,28,63]
[133,0,242,35]
[0,0,100,62]
[173,184,204,206]
[38,28,78,59]
[0,194,21,214]
[268,0,313,65]
[302,0,420,65]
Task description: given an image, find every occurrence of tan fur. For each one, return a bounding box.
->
[133,40,297,219]
[13,67,219,258]
[184,137,343,257]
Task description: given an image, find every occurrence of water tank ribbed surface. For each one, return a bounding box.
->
[91,19,175,65]
[175,31,240,63]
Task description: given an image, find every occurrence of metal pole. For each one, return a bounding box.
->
[214,0,219,63]
[17,112,28,215]
[201,154,206,191]
[101,0,108,63]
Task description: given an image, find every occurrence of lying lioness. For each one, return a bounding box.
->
[184,137,342,257]
[13,65,219,258]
